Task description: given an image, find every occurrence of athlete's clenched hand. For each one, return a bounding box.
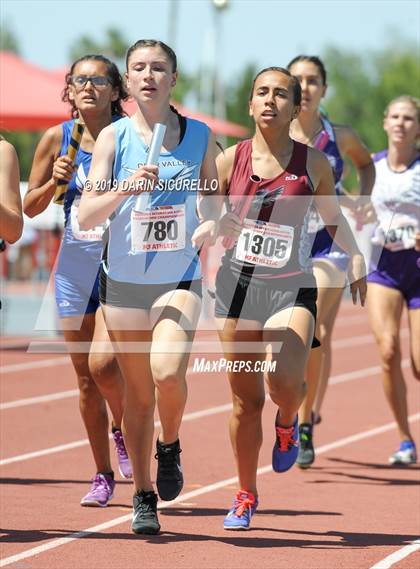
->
[347,253,367,307]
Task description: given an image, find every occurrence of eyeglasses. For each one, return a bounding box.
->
[70,75,111,89]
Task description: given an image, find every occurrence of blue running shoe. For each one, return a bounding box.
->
[272,414,299,473]
[223,490,258,530]
[389,440,417,465]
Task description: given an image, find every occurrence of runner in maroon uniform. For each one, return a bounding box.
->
[215,67,366,530]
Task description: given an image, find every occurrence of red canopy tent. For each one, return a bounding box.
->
[0,51,248,137]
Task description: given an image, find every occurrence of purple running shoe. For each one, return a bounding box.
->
[112,429,133,479]
[80,473,115,507]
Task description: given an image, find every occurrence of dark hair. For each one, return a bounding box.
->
[126,39,177,72]
[287,55,327,86]
[250,67,302,106]
[62,54,128,118]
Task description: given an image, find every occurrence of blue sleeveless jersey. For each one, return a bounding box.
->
[56,119,102,278]
[311,116,348,268]
[104,116,210,285]
[314,117,344,193]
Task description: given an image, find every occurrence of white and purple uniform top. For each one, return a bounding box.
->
[367,150,420,309]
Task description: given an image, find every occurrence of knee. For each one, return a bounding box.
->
[377,335,400,367]
[318,324,331,345]
[89,354,119,385]
[152,364,183,393]
[232,394,265,419]
[267,367,305,400]
[77,374,102,404]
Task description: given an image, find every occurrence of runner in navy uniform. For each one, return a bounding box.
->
[215,67,366,529]
[287,55,375,467]
[24,55,132,507]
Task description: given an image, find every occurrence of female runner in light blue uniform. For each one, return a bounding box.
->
[24,55,132,507]
[287,55,375,467]
[78,40,220,535]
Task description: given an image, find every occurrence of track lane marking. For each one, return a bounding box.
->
[369,539,420,568]
[0,403,234,466]
[0,328,409,375]
[0,389,79,410]
[0,356,70,374]
[0,359,412,462]
[0,358,411,410]
[1,413,418,568]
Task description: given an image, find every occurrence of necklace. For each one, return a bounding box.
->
[292,120,323,146]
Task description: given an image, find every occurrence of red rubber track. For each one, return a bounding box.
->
[1,302,419,568]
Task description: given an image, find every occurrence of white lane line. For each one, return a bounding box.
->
[0,402,234,466]
[0,389,79,410]
[0,356,70,374]
[332,328,408,349]
[0,356,410,411]
[0,357,413,461]
[369,539,420,569]
[0,327,409,377]
[329,359,409,386]
[1,413,418,568]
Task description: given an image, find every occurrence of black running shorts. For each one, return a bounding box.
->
[215,266,319,347]
[99,267,202,309]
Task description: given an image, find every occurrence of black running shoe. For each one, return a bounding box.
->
[296,423,315,469]
[132,490,160,535]
[155,438,183,501]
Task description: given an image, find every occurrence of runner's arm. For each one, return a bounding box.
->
[310,147,367,305]
[24,126,67,217]
[78,125,157,230]
[0,141,23,243]
[192,133,223,248]
[336,126,375,197]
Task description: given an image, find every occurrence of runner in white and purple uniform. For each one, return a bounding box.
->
[367,95,420,465]
[287,55,375,468]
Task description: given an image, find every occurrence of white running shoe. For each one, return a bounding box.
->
[389,441,417,465]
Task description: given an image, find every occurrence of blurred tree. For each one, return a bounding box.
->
[0,21,20,54]
[322,42,419,190]
[223,63,257,146]
[69,27,128,62]
[323,42,419,153]
[225,63,257,130]
[0,131,41,180]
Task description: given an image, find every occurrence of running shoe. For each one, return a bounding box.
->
[132,490,161,535]
[296,423,315,469]
[389,440,417,465]
[80,473,115,507]
[155,438,183,501]
[112,428,133,479]
[272,414,299,473]
[223,490,258,530]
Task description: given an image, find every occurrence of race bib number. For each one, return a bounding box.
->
[131,204,186,253]
[70,198,105,241]
[375,214,418,252]
[235,218,294,268]
[307,207,324,234]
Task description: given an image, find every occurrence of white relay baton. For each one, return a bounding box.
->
[133,123,166,211]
